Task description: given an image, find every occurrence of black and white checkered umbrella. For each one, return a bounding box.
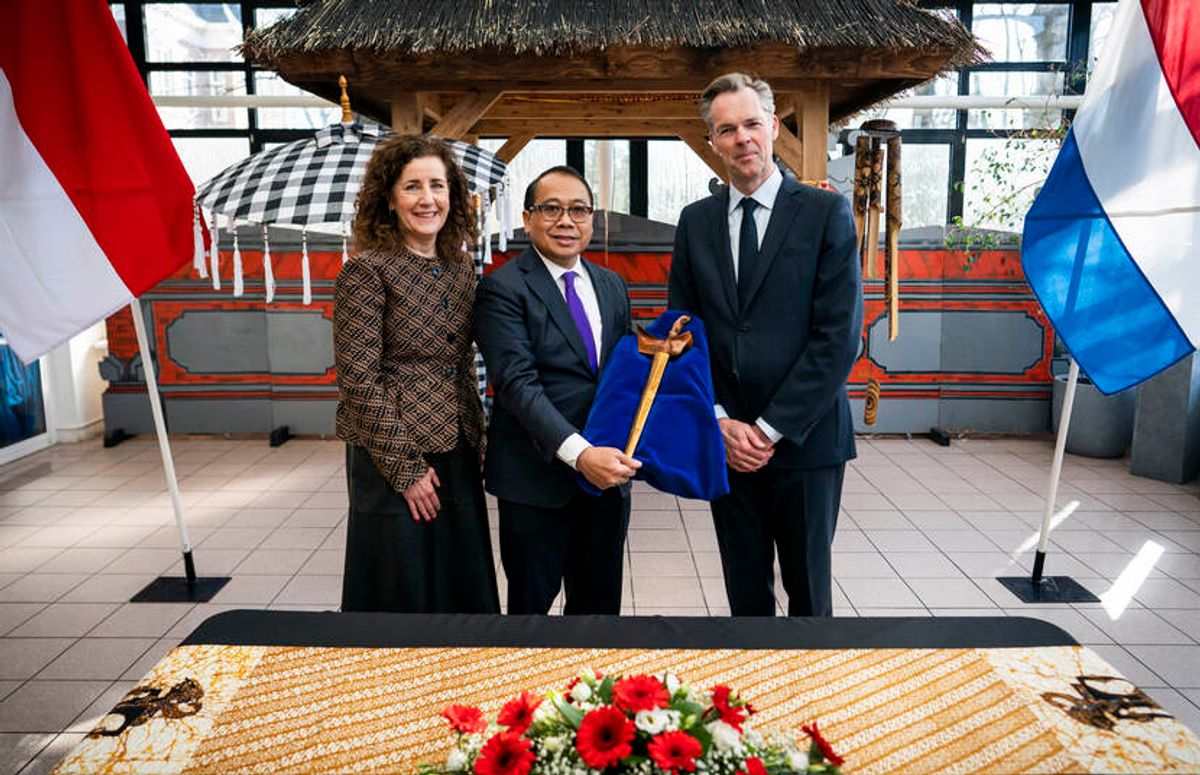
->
[195,121,507,225]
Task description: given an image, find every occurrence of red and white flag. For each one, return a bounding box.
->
[0,0,199,364]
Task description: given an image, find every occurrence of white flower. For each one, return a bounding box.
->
[634,708,681,735]
[788,749,809,771]
[446,747,468,771]
[663,672,681,696]
[706,720,744,753]
[542,735,567,753]
[570,681,592,703]
[534,694,558,723]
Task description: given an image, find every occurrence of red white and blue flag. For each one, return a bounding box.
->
[1022,0,1199,394]
[0,0,198,364]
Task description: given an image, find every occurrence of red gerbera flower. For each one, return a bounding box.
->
[496,691,542,734]
[474,731,536,775]
[710,684,747,731]
[802,722,845,767]
[738,756,768,775]
[443,704,487,734]
[612,674,669,713]
[575,706,635,769]
[647,730,703,773]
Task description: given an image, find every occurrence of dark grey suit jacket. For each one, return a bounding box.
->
[475,248,631,508]
[668,176,863,469]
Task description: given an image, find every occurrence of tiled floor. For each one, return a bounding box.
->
[2,436,1200,772]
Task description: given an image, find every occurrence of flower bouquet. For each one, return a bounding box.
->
[420,670,844,774]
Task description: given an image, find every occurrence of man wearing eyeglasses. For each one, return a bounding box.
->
[475,165,638,615]
[668,73,863,617]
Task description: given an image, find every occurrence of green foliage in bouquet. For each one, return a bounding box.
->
[419,670,845,775]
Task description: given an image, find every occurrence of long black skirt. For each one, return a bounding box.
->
[340,438,500,614]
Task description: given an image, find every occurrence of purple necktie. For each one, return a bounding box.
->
[562,270,598,372]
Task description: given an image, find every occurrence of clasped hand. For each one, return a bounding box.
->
[720,417,774,472]
[577,446,641,490]
[402,466,441,522]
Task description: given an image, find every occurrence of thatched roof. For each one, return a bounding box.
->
[245,0,981,62]
[241,0,983,128]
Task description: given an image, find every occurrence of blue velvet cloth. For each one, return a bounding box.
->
[580,310,728,501]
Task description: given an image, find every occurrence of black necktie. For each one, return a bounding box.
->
[738,197,759,307]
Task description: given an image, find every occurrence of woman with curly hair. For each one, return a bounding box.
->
[334,134,499,613]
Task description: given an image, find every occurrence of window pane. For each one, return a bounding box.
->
[1089,2,1120,73]
[477,139,568,231]
[109,3,127,42]
[967,71,1065,129]
[254,7,297,28]
[584,140,630,214]
[899,144,951,229]
[852,73,959,130]
[646,140,719,225]
[172,136,251,188]
[962,136,1060,232]
[254,72,335,130]
[144,3,243,63]
[971,3,1070,62]
[150,70,248,129]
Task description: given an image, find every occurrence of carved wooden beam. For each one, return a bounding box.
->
[430,91,502,139]
[495,134,535,162]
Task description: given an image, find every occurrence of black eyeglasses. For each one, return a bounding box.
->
[1042,674,1170,731]
[527,204,594,223]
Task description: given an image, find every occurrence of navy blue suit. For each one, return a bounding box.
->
[668,176,863,616]
[475,248,632,614]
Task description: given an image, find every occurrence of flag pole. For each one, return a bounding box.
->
[1032,357,1079,583]
[129,297,194,580]
[126,297,230,602]
[997,356,1098,603]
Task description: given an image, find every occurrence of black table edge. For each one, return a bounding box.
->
[181,611,1077,650]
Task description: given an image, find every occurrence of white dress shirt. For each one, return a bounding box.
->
[717,168,785,444]
[535,251,604,469]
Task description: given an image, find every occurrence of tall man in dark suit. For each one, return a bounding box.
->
[475,166,639,615]
[668,73,863,616]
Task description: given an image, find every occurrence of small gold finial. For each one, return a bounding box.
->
[338,75,352,123]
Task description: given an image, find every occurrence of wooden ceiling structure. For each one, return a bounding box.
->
[242,0,981,184]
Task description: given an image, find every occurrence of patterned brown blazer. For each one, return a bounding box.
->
[333,246,484,491]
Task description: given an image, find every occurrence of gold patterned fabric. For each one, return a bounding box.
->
[334,247,484,491]
[55,645,1200,774]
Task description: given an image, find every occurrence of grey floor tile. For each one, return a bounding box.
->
[300,549,344,575]
[1077,608,1194,645]
[908,577,994,608]
[58,574,157,604]
[1088,644,1167,689]
[209,574,290,605]
[837,577,923,609]
[627,529,690,553]
[922,530,1002,552]
[885,552,966,578]
[10,603,120,638]
[951,553,1028,578]
[1133,578,1200,608]
[864,530,936,552]
[64,681,128,735]
[633,577,705,608]
[120,637,181,682]
[0,549,63,575]
[233,548,313,576]
[199,527,272,550]
[0,638,75,681]
[274,575,341,607]
[629,553,697,577]
[165,604,246,639]
[902,511,973,530]
[856,607,930,616]
[0,575,86,604]
[1125,645,1200,688]
[258,527,332,551]
[0,681,110,733]
[36,637,157,680]
[0,733,55,774]
[0,604,46,637]
[832,552,898,578]
[89,603,192,638]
